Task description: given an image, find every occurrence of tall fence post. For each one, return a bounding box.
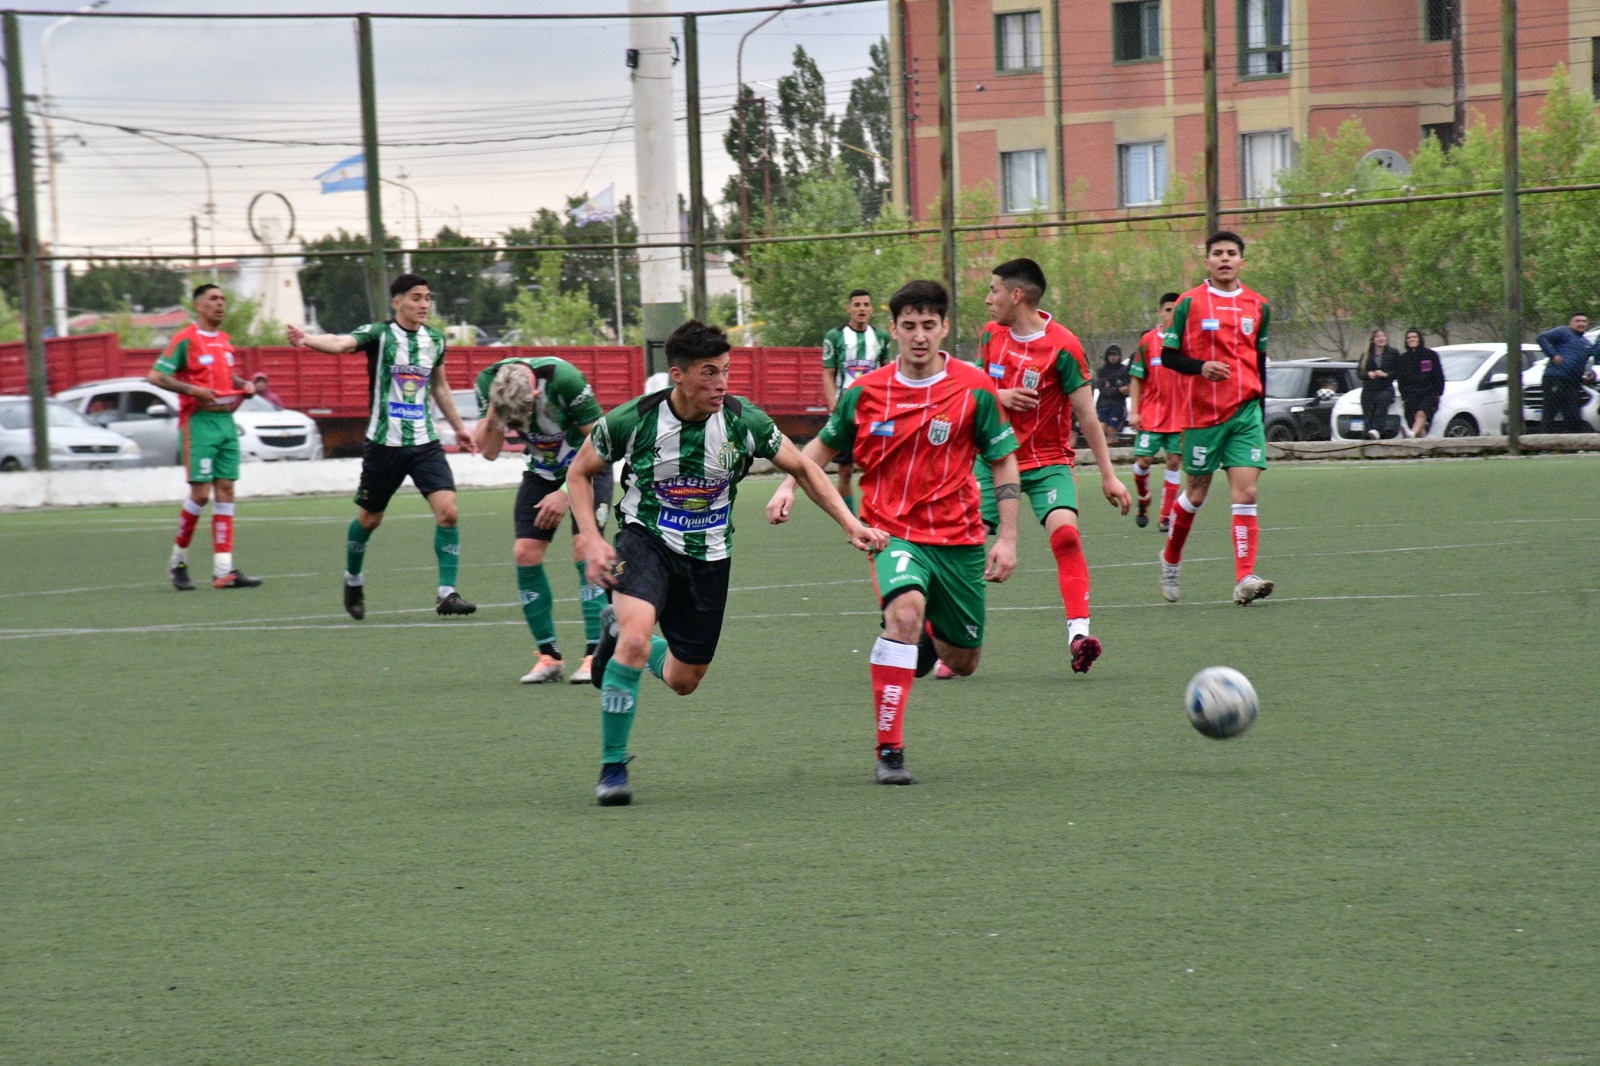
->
[936,0,957,343]
[684,13,708,323]
[357,15,388,319]
[1501,0,1523,453]
[1203,0,1219,237]
[6,11,51,470]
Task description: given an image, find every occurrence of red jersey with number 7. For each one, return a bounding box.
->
[819,355,1018,547]
[1162,283,1270,429]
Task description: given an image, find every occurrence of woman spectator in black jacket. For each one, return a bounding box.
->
[1396,328,1446,437]
[1356,328,1398,439]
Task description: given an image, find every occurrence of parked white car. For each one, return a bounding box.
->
[0,396,143,471]
[54,378,324,466]
[1330,344,1545,440]
[432,388,481,452]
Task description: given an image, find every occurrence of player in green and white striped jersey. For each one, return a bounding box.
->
[821,289,892,515]
[566,320,890,806]
[473,356,610,685]
[287,273,478,620]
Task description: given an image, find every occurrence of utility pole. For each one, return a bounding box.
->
[629,0,683,354]
[1501,0,1523,452]
[1202,0,1220,236]
[684,13,707,322]
[6,12,51,469]
[357,15,388,320]
[937,0,957,343]
[40,2,108,339]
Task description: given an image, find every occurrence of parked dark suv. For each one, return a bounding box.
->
[1262,360,1359,442]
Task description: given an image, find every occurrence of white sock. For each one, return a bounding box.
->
[1164,469,1182,485]
[1067,617,1090,642]
[345,572,364,587]
[1177,492,1201,514]
[214,552,233,578]
[438,585,455,599]
[170,547,187,567]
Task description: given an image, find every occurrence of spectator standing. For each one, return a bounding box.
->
[1356,328,1399,439]
[1094,345,1131,438]
[1396,328,1445,437]
[1535,313,1595,433]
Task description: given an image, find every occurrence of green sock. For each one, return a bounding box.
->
[600,660,642,764]
[517,564,556,647]
[844,494,857,517]
[576,561,607,647]
[434,525,460,588]
[346,519,373,576]
[647,636,669,681]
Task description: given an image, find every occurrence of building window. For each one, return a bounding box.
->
[1239,0,1288,77]
[1241,130,1292,205]
[1118,141,1167,207]
[1001,149,1050,213]
[1112,1,1162,62]
[996,11,1043,72]
[1421,122,1459,150]
[1424,0,1453,42]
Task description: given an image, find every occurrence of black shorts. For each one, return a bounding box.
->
[513,468,614,542]
[1400,391,1440,422]
[609,523,730,666]
[834,440,856,466]
[355,440,456,513]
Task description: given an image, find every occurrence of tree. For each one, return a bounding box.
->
[68,262,183,314]
[413,226,510,333]
[839,37,892,220]
[503,196,640,340]
[777,46,836,177]
[0,286,22,343]
[505,250,607,344]
[722,87,785,244]
[300,229,400,331]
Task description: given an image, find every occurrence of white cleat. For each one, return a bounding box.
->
[1159,553,1182,603]
[568,654,594,685]
[520,653,565,684]
[1233,574,1275,606]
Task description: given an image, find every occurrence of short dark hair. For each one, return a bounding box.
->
[192,282,222,301]
[1205,231,1246,255]
[888,279,949,320]
[1105,345,1123,358]
[1159,291,1181,306]
[993,257,1047,305]
[848,288,872,301]
[389,273,430,298]
[664,319,732,369]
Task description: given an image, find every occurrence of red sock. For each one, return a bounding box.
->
[1232,511,1258,581]
[870,637,918,750]
[1160,478,1180,523]
[1048,524,1090,618]
[212,513,234,554]
[175,504,201,549]
[1132,468,1150,503]
[1164,495,1199,564]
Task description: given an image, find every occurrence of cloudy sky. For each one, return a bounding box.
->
[7,0,887,260]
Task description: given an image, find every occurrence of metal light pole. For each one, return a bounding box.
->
[40,1,109,337]
[121,126,216,279]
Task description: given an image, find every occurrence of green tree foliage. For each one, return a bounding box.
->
[300,229,400,331]
[67,262,183,314]
[839,38,892,220]
[723,87,786,243]
[503,197,638,339]
[505,251,607,344]
[412,226,509,333]
[0,286,23,343]
[1516,67,1600,328]
[777,46,835,178]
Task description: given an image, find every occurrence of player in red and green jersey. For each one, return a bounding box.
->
[767,279,1022,786]
[972,258,1131,676]
[1158,231,1275,607]
[1128,291,1184,533]
[149,283,262,591]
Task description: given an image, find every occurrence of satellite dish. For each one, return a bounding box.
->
[1362,149,1411,175]
[247,191,297,245]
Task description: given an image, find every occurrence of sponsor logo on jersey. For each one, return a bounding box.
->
[870,420,896,436]
[1022,368,1041,390]
[927,418,952,445]
[1241,317,1255,337]
[894,402,931,410]
[654,475,733,532]
[389,365,429,421]
[1201,318,1221,331]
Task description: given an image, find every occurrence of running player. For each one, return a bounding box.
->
[767,279,1021,785]
[1128,291,1183,532]
[473,356,610,684]
[150,283,262,591]
[971,258,1131,675]
[1158,232,1275,606]
[286,273,479,620]
[820,288,892,515]
[568,320,887,806]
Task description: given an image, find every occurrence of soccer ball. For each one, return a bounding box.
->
[1184,666,1258,739]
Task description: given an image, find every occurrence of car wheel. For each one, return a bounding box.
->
[1265,421,1297,443]
[1444,414,1479,438]
[0,456,22,472]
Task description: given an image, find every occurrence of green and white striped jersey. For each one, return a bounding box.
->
[349,320,448,446]
[472,357,604,481]
[822,324,892,392]
[591,389,783,561]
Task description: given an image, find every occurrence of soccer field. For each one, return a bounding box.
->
[3,456,1597,1064]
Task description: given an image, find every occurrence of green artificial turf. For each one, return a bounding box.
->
[3,455,1597,1064]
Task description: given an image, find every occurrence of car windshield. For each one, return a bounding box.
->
[0,401,98,430]
[1264,367,1311,399]
[237,395,283,412]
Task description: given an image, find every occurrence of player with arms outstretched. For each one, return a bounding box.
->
[287,273,478,620]
[568,320,887,806]
[1128,291,1184,532]
[473,356,610,684]
[767,279,1021,785]
[1158,232,1275,606]
[820,288,892,515]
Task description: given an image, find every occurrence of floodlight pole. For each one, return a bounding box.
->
[6,12,51,470]
[1500,0,1523,453]
[357,15,388,320]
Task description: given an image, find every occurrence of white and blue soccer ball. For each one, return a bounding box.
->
[1185,666,1258,739]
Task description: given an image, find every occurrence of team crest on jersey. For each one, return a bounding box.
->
[1241,317,1256,336]
[716,439,743,471]
[1022,368,1041,390]
[927,418,952,445]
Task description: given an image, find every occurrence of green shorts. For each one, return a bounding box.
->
[1180,402,1267,477]
[1133,429,1182,459]
[180,411,240,483]
[978,461,1078,527]
[872,537,988,649]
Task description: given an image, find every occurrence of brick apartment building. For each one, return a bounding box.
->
[889,0,1600,218]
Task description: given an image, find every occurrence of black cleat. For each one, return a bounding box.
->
[596,758,633,806]
[1135,500,1150,528]
[169,563,195,591]
[590,605,619,689]
[875,745,914,785]
[344,582,365,620]
[212,569,262,589]
[916,629,938,678]
[435,591,477,616]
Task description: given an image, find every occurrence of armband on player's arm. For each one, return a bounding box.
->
[994,482,1022,502]
[1162,349,1207,375]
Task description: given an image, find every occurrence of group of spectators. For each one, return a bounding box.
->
[1356,328,1445,439]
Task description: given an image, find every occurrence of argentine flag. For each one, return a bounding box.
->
[568,185,617,226]
[315,153,366,194]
